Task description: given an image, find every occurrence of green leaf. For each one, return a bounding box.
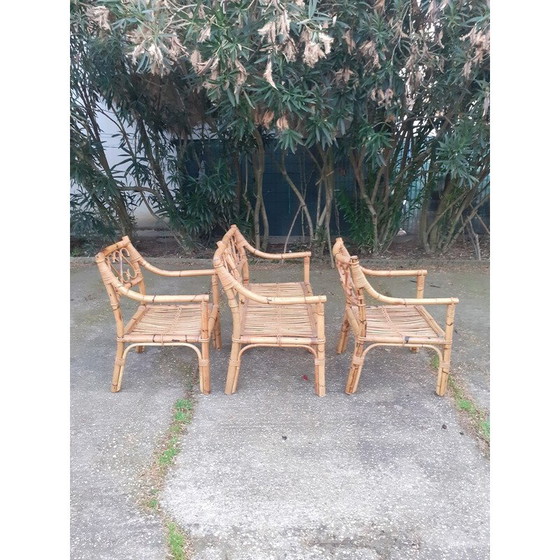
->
[308,0,318,19]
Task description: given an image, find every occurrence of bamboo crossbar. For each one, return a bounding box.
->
[360,266,427,278]
[331,250,454,307]
[116,285,210,304]
[238,343,317,357]
[243,243,311,260]
[349,257,458,307]
[358,342,444,368]
[141,260,216,278]
[234,335,322,345]
[360,280,459,306]
[96,236,217,278]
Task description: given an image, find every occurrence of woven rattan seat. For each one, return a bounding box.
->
[213,225,327,396]
[96,236,221,394]
[333,238,458,396]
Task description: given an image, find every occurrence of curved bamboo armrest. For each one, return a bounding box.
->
[361,266,427,278]
[140,258,215,278]
[243,242,311,261]
[362,281,458,306]
[116,284,210,304]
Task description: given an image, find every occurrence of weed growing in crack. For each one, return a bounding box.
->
[167,522,187,560]
[138,368,197,558]
[448,376,490,445]
[430,354,489,446]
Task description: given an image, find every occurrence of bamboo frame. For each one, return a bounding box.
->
[213,225,326,396]
[95,236,221,394]
[333,238,458,396]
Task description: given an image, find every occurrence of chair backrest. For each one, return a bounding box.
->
[95,237,147,336]
[213,229,253,305]
[333,238,430,308]
[217,225,251,286]
[332,238,365,308]
[213,234,255,340]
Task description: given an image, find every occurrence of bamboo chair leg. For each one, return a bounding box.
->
[225,342,241,395]
[336,317,350,354]
[213,312,222,350]
[314,343,326,397]
[111,342,126,393]
[345,341,366,394]
[435,345,452,396]
[200,341,211,395]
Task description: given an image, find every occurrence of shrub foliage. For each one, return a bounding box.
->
[70,0,489,254]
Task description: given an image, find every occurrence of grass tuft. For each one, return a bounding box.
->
[138,367,198,558]
[430,354,489,447]
[448,376,490,445]
[167,522,187,560]
[156,400,194,466]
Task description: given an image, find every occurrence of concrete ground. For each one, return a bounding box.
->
[70,257,489,559]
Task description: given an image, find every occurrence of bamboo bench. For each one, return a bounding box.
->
[96,236,221,394]
[213,225,327,396]
[333,238,459,396]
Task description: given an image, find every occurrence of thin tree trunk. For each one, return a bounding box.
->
[283,203,304,254]
[315,147,335,264]
[78,88,134,236]
[349,149,379,250]
[276,151,314,239]
[252,129,268,250]
[136,118,175,207]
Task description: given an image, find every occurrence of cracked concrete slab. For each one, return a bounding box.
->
[71,257,489,559]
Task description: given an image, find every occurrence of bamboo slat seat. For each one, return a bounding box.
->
[213,225,327,396]
[95,236,222,394]
[249,281,311,298]
[240,299,317,341]
[333,238,458,396]
[121,304,205,344]
[349,305,445,344]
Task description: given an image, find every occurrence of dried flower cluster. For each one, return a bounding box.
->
[462,26,490,78]
[81,0,489,128]
[87,5,111,30]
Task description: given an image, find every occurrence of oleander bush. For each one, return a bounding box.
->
[70,0,489,255]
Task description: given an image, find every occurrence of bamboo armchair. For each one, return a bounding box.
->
[213,225,327,396]
[333,238,459,396]
[95,236,221,394]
